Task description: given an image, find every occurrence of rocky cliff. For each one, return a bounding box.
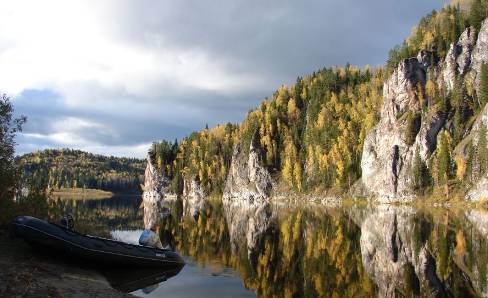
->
[142,156,167,229]
[222,131,274,257]
[223,131,273,203]
[471,19,488,94]
[360,20,488,201]
[360,57,442,201]
[442,26,476,91]
[182,175,207,219]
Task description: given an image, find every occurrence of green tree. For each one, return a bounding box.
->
[466,141,476,182]
[0,95,26,198]
[0,95,27,225]
[477,123,488,175]
[479,63,488,108]
[437,131,453,186]
[412,149,430,194]
[469,0,486,31]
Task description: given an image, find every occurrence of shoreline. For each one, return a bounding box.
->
[49,188,143,200]
[50,188,114,199]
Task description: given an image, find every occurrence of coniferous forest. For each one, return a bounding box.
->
[17,149,145,194]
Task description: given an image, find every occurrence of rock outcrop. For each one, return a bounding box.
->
[360,57,444,200]
[442,26,476,91]
[466,174,488,201]
[182,176,207,219]
[223,131,273,203]
[471,19,488,94]
[142,155,166,229]
[360,20,488,201]
[222,131,274,257]
[458,103,488,202]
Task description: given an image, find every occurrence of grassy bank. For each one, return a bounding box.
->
[50,188,114,200]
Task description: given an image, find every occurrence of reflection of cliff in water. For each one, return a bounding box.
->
[222,199,273,263]
[162,198,488,297]
[354,205,488,298]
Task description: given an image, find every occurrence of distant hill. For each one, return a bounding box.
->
[17,149,145,194]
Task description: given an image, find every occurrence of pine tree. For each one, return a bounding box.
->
[466,141,476,182]
[479,63,488,108]
[469,0,486,31]
[437,131,452,186]
[452,79,466,143]
[477,123,488,175]
[412,149,430,194]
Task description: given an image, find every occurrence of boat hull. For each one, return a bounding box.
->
[10,216,185,268]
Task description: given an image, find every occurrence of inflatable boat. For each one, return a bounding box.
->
[10,216,185,267]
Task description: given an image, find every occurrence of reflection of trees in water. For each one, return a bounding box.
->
[162,201,377,297]
[160,199,232,265]
[47,196,143,237]
[46,196,488,297]
[162,201,488,297]
[426,210,488,297]
[357,206,488,297]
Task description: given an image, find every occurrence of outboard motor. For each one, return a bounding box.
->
[60,214,75,230]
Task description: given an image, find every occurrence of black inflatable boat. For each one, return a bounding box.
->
[10,216,185,267]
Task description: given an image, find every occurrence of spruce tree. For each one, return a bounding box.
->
[477,124,488,175]
[466,141,476,182]
[469,0,486,32]
[479,63,488,108]
[412,149,430,194]
[452,79,465,142]
[437,131,452,186]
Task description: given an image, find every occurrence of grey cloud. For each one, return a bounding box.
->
[13,0,449,157]
[121,0,448,80]
[13,85,250,152]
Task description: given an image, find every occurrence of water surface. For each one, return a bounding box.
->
[48,196,488,297]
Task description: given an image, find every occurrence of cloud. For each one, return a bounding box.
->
[1,0,449,157]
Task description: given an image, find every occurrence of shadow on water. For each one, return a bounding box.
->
[46,195,488,297]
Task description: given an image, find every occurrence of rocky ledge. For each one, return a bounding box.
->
[360,19,488,202]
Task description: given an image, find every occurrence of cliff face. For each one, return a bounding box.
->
[360,20,488,201]
[466,174,488,201]
[361,57,443,201]
[222,131,274,257]
[182,176,207,219]
[471,19,488,94]
[442,26,476,91]
[223,131,273,203]
[142,156,166,229]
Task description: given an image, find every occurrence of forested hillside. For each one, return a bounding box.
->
[17,149,145,194]
[151,0,488,198]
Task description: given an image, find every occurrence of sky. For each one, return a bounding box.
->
[0,0,449,158]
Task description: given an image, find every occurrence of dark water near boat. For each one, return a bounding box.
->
[48,196,488,297]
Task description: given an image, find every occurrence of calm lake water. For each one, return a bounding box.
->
[48,196,488,297]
